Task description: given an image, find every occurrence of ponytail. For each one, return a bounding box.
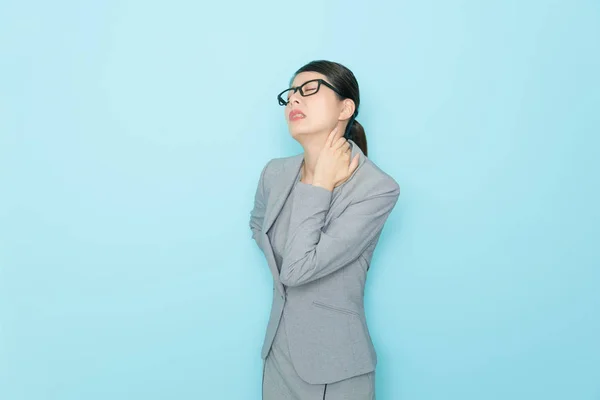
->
[346,118,368,157]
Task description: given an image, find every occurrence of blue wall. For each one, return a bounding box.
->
[1,1,598,399]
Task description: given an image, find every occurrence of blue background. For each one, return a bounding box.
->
[1,1,599,399]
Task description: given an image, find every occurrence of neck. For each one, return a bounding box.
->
[299,140,320,184]
[298,130,346,184]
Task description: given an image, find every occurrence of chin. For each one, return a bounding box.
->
[289,125,315,139]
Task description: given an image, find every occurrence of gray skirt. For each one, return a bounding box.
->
[262,312,376,400]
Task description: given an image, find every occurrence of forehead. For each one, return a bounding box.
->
[291,71,327,87]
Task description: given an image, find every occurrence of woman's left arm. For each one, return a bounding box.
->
[279,179,400,287]
[249,160,273,255]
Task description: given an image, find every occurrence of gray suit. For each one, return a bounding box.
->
[249,139,400,385]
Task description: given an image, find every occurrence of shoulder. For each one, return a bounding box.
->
[353,156,400,198]
[258,153,302,190]
[262,153,298,174]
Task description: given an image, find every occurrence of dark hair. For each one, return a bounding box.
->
[292,60,368,157]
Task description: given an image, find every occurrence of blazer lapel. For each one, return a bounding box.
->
[263,155,303,235]
[259,153,302,297]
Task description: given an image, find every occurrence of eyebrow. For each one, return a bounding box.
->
[290,78,320,88]
[290,80,306,88]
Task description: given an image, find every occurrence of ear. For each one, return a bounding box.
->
[338,98,356,121]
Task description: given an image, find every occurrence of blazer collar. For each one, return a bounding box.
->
[262,138,366,235]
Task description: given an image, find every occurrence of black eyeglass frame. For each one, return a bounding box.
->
[277,79,345,106]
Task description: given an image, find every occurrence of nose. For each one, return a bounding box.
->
[287,89,302,105]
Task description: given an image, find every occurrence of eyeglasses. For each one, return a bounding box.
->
[277,79,344,106]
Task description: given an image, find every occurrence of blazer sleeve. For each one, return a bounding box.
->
[249,160,271,245]
[279,179,400,287]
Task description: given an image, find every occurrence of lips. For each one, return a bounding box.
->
[289,109,306,121]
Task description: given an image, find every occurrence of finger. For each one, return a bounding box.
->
[348,154,359,172]
[325,126,338,147]
[332,139,345,152]
[337,144,351,158]
[334,138,351,153]
[335,142,350,159]
[338,142,351,156]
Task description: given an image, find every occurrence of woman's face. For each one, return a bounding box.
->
[284,71,346,139]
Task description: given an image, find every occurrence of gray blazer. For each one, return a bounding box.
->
[249,138,400,384]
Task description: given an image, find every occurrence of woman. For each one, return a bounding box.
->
[249,60,400,400]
